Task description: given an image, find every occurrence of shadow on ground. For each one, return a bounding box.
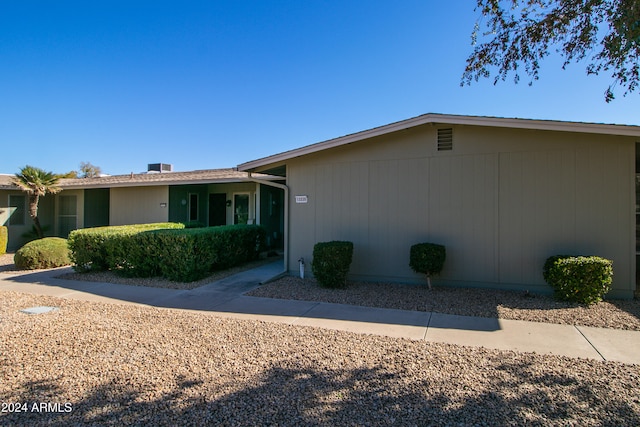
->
[2,359,638,426]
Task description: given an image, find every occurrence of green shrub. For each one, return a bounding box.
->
[14,237,71,270]
[312,241,354,288]
[68,223,266,282]
[68,223,184,273]
[154,225,266,281]
[0,226,7,255]
[409,242,446,289]
[543,255,613,305]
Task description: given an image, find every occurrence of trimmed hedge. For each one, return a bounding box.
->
[543,255,613,305]
[312,241,354,288]
[68,223,266,282]
[0,226,7,255]
[14,237,71,270]
[68,223,184,273]
[151,225,266,282]
[409,242,446,289]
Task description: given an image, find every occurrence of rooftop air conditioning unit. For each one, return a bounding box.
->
[147,163,173,173]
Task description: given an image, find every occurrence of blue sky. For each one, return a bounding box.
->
[1,1,638,176]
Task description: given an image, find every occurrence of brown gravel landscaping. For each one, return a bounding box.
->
[1,291,639,426]
[3,251,640,331]
[248,277,640,331]
[1,253,640,424]
[0,256,640,426]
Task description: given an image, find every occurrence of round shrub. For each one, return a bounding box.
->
[543,255,613,305]
[409,242,446,288]
[312,241,354,288]
[14,237,71,270]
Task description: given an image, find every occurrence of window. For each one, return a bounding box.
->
[189,193,199,222]
[58,195,77,237]
[8,195,26,226]
[234,193,249,224]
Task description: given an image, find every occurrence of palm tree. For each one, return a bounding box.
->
[12,166,61,239]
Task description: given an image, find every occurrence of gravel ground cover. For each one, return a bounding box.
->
[1,291,639,426]
[0,252,281,290]
[3,252,640,331]
[0,253,16,272]
[248,277,640,331]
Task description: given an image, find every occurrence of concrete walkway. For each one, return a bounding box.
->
[1,261,639,365]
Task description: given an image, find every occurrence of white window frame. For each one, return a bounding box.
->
[233,192,251,225]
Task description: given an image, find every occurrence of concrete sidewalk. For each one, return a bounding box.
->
[1,261,639,365]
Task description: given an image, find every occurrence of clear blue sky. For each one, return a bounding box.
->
[1,1,638,176]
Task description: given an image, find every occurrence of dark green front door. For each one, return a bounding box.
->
[84,188,110,228]
[209,193,226,226]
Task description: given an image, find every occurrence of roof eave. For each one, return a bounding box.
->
[238,113,640,172]
[59,177,263,190]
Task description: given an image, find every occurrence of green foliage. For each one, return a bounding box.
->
[68,223,185,273]
[543,255,613,305]
[181,220,206,228]
[14,237,71,270]
[409,243,446,277]
[462,0,639,102]
[78,161,102,178]
[12,165,62,239]
[0,226,7,255]
[311,241,354,288]
[12,165,62,196]
[152,225,266,282]
[68,223,266,282]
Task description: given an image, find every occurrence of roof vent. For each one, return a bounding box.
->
[437,128,453,151]
[148,163,173,173]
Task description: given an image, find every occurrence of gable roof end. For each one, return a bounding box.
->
[237,113,640,172]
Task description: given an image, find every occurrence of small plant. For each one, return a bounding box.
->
[181,220,205,228]
[0,226,7,255]
[312,241,354,288]
[543,255,613,305]
[409,243,446,289]
[14,237,71,270]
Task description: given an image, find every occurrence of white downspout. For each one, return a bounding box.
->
[246,172,289,275]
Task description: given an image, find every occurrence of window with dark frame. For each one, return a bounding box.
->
[189,193,199,222]
[8,195,26,226]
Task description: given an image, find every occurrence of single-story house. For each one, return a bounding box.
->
[0,167,285,252]
[238,113,640,299]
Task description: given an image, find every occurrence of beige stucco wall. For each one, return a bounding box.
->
[110,186,169,225]
[286,124,636,298]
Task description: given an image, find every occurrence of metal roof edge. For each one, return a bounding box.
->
[238,113,640,171]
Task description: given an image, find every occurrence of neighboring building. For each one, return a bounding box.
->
[0,168,284,252]
[239,113,640,299]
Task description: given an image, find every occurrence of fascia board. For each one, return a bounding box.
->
[238,113,640,171]
[58,177,278,190]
